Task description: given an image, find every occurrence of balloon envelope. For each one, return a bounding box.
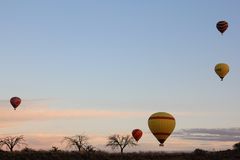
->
[215,63,229,81]
[10,97,21,110]
[216,21,228,35]
[132,129,143,142]
[148,112,176,146]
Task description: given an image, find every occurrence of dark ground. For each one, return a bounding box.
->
[0,149,240,160]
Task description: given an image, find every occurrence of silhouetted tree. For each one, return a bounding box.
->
[106,134,137,154]
[62,135,93,153]
[84,144,95,152]
[51,146,60,152]
[21,147,35,152]
[0,135,26,152]
[233,142,240,151]
[193,148,208,155]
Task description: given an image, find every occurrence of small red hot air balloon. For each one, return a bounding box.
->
[132,129,143,142]
[216,20,228,35]
[10,97,21,110]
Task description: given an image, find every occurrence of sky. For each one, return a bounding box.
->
[0,0,240,152]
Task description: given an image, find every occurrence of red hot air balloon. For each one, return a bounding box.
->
[132,129,143,142]
[10,97,21,110]
[216,21,228,35]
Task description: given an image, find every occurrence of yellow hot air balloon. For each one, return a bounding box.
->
[215,63,229,81]
[148,112,176,146]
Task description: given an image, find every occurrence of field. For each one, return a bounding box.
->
[0,149,239,160]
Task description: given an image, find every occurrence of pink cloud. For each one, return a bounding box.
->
[0,107,149,123]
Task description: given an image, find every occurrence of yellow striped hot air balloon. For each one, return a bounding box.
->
[148,112,176,146]
[215,63,229,81]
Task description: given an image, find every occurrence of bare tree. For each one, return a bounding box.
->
[62,135,93,153]
[106,134,137,154]
[0,135,26,152]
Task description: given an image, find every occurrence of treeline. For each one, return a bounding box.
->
[0,149,240,160]
[0,135,240,160]
[0,134,137,154]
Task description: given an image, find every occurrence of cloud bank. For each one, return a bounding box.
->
[174,128,240,142]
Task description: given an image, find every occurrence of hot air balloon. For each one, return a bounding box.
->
[10,97,21,110]
[148,112,175,146]
[216,21,228,35]
[132,129,143,142]
[215,63,229,81]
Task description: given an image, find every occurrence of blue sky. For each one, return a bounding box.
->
[0,0,240,151]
